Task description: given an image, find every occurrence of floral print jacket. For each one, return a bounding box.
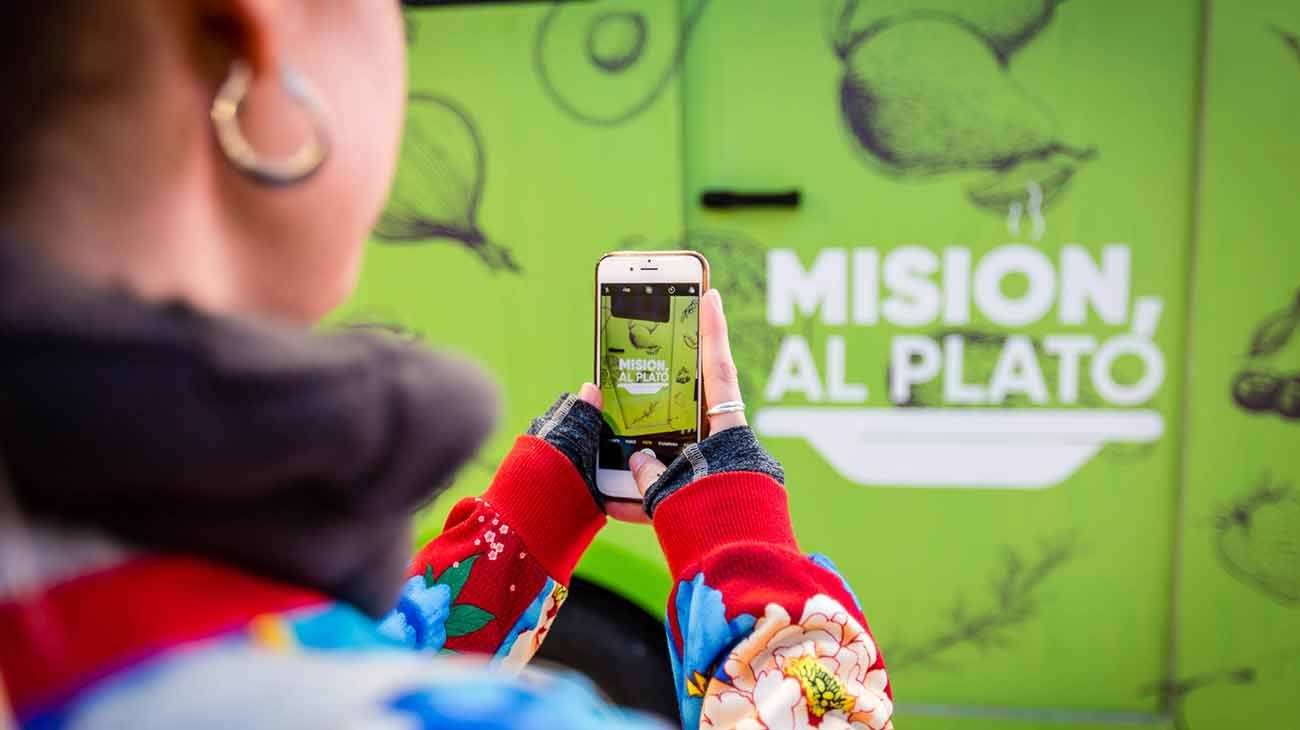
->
[0,435,891,729]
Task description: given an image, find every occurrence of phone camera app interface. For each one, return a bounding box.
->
[600,283,700,471]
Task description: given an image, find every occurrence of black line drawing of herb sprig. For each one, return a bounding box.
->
[1140,640,1300,730]
[629,398,661,426]
[888,534,1077,669]
[1140,666,1256,730]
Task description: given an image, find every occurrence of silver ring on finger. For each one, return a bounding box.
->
[706,400,746,416]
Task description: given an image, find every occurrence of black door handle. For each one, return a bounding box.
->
[700,189,801,209]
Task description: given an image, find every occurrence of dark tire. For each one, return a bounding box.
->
[534,577,678,722]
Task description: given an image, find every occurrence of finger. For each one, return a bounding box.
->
[605,500,652,524]
[627,448,667,498]
[577,382,602,409]
[699,289,746,433]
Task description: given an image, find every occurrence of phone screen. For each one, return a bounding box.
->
[598,282,701,472]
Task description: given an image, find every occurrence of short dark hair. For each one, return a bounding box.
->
[0,5,129,210]
[1,7,71,192]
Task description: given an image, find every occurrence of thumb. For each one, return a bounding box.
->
[627,448,667,499]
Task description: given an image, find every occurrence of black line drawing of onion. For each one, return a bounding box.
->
[534,0,711,127]
[825,0,1095,225]
[374,93,519,273]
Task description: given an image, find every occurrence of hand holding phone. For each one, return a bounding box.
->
[594,252,709,501]
[626,289,746,494]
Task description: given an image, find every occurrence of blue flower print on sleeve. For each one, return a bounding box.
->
[494,578,554,661]
[809,553,863,614]
[667,573,756,728]
[378,575,453,652]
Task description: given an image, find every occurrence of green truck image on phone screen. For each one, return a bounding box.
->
[599,284,699,470]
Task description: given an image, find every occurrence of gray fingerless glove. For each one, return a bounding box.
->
[526,392,606,509]
[643,426,784,517]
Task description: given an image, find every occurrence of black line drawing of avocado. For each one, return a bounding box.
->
[374,94,519,273]
[534,0,711,127]
[1212,474,1300,606]
[1231,288,1300,421]
[889,533,1076,669]
[826,0,1096,234]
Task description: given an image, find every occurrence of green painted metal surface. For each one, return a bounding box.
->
[335,2,1300,726]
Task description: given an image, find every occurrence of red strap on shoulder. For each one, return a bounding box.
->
[0,556,325,717]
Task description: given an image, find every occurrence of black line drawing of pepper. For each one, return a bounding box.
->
[1231,288,1300,420]
[826,0,1096,234]
[374,94,519,273]
[888,533,1076,669]
[534,0,711,127]
[1212,474,1300,606]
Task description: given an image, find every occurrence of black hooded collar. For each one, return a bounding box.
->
[0,243,497,616]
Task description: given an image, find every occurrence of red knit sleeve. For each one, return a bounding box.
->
[397,435,605,665]
[654,474,893,729]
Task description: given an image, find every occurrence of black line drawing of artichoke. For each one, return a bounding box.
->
[826,0,1096,233]
[374,93,519,273]
[534,0,711,127]
[1231,288,1300,421]
[889,533,1076,669]
[892,328,1105,409]
[1212,474,1300,606]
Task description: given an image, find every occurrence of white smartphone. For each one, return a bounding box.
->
[594,251,709,500]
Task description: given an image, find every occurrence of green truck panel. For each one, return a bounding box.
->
[335,1,1300,727]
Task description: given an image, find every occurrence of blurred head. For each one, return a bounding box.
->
[0,1,408,322]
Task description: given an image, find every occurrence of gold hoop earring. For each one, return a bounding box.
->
[211,60,330,186]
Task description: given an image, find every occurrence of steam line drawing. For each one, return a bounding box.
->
[888,533,1077,669]
[826,0,1096,234]
[375,93,519,273]
[534,0,711,127]
[1212,473,1300,606]
[1231,287,1300,420]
